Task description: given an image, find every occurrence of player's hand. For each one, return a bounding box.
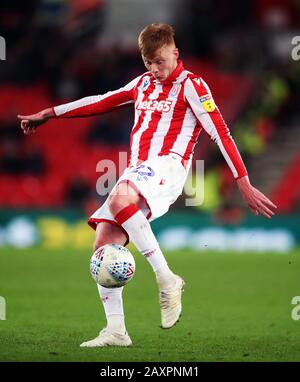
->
[17,108,54,135]
[237,176,277,219]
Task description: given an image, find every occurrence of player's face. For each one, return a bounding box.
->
[143,44,179,82]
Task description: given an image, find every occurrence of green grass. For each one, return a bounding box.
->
[0,247,300,362]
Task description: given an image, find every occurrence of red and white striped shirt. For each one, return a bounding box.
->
[53,60,247,178]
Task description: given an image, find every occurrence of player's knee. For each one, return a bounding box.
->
[108,182,140,216]
[108,194,137,216]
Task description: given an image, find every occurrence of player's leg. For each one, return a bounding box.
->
[109,182,174,284]
[80,222,132,347]
[108,182,184,329]
[93,222,128,335]
[93,220,128,251]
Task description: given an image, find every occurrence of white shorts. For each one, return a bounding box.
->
[88,154,188,239]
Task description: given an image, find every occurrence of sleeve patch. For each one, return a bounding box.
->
[200,94,216,112]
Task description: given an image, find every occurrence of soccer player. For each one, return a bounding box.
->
[18,24,277,347]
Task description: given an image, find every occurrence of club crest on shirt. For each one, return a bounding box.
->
[170,84,180,97]
[199,94,216,112]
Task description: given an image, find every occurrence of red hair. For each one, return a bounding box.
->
[138,23,175,59]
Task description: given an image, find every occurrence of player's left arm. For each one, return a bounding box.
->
[184,76,277,219]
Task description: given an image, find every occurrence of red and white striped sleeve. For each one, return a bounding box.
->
[184,76,248,179]
[52,75,142,118]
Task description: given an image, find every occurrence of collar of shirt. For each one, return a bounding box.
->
[153,60,184,85]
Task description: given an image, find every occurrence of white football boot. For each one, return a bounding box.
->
[159,274,185,329]
[80,328,132,347]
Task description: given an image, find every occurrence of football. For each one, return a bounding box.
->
[90,244,136,288]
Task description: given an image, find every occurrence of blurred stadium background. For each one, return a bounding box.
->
[1,0,300,363]
[0,0,299,252]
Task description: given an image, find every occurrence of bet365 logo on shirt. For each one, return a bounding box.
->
[138,100,173,112]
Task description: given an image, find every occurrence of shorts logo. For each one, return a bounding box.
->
[130,164,155,181]
[200,94,216,112]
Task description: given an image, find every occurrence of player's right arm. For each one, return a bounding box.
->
[18,76,142,135]
[18,108,54,135]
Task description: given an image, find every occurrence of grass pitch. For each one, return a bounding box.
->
[0,247,300,362]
